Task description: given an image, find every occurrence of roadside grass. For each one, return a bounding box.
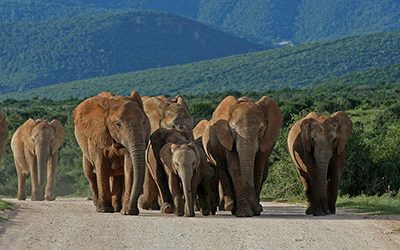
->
[337,194,400,215]
[0,199,9,210]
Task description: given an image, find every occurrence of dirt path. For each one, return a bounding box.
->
[0,198,399,250]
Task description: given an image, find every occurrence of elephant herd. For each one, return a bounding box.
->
[0,91,353,217]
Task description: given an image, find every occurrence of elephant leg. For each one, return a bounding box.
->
[111,175,124,212]
[327,156,343,214]
[298,172,313,215]
[45,155,57,201]
[168,174,183,216]
[94,156,113,213]
[226,151,253,217]
[217,160,235,211]
[197,185,209,216]
[83,157,98,208]
[253,151,269,215]
[27,153,43,201]
[17,170,27,200]
[139,167,161,210]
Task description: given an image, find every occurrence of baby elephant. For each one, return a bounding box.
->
[160,141,202,217]
[11,119,65,201]
[288,112,352,216]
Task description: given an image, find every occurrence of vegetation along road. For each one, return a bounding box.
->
[0,198,399,249]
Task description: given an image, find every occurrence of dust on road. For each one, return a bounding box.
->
[0,198,399,250]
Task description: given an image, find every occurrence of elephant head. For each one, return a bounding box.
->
[143,95,194,139]
[25,119,64,198]
[161,141,201,217]
[297,111,352,215]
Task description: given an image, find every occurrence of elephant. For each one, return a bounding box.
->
[139,95,194,212]
[147,127,216,216]
[73,91,151,215]
[0,112,8,161]
[287,111,352,216]
[11,119,64,201]
[202,96,282,217]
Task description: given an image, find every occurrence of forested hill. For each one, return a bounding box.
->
[2,29,399,100]
[0,10,263,93]
[0,0,399,45]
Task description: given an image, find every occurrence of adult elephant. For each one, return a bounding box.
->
[0,112,8,161]
[139,95,194,212]
[11,119,64,201]
[288,112,352,216]
[73,91,150,215]
[202,96,282,217]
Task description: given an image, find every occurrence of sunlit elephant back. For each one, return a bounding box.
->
[73,91,150,215]
[203,95,283,217]
[11,118,64,201]
[288,111,352,216]
[139,95,194,211]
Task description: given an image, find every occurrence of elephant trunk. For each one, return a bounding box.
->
[181,175,195,217]
[37,145,50,199]
[127,127,146,215]
[237,140,257,202]
[314,148,332,213]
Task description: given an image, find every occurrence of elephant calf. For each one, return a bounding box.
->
[288,111,352,216]
[11,119,65,201]
[146,128,217,217]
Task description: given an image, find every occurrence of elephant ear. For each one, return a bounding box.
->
[160,143,175,173]
[129,91,144,110]
[213,120,234,151]
[50,119,65,151]
[21,118,37,154]
[193,119,209,140]
[256,96,283,152]
[332,111,353,156]
[212,95,237,121]
[188,141,202,169]
[150,128,170,164]
[299,118,314,154]
[73,96,111,147]
[174,95,188,107]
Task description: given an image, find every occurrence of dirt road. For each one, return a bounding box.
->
[0,198,399,250]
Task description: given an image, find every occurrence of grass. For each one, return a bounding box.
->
[0,199,9,210]
[337,194,400,215]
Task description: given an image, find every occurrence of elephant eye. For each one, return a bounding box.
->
[115,121,122,128]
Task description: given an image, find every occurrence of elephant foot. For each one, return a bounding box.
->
[150,202,160,210]
[201,208,210,216]
[235,205,253,217]
[138,195,154,210]
[121,205,139,215]
[184,209,195,217]
[17,194,26,200]
[305,206,313,215]
[224,196,234,211]
[330,207,336,214]
[252,203,263,216]
[161,202,174,214]
[97,203,114,213]
[113,204,122,212]
[45,195,56,201]
[312,207,330,216]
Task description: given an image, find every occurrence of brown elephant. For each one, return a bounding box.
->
[288,111,352,216]
[11,119,64,201]
[202,96,282,217]
[0,112,8,161]
[73,91,150,215]
[147,127,216,216]
[140,95,194,212]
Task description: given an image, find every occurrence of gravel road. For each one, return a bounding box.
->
[0,198,399,250]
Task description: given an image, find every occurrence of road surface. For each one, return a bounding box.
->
[0,198,399,249]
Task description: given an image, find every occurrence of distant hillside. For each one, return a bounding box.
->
[0,0,399,45]
[2,30,400,100]
[0,10,263,93]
